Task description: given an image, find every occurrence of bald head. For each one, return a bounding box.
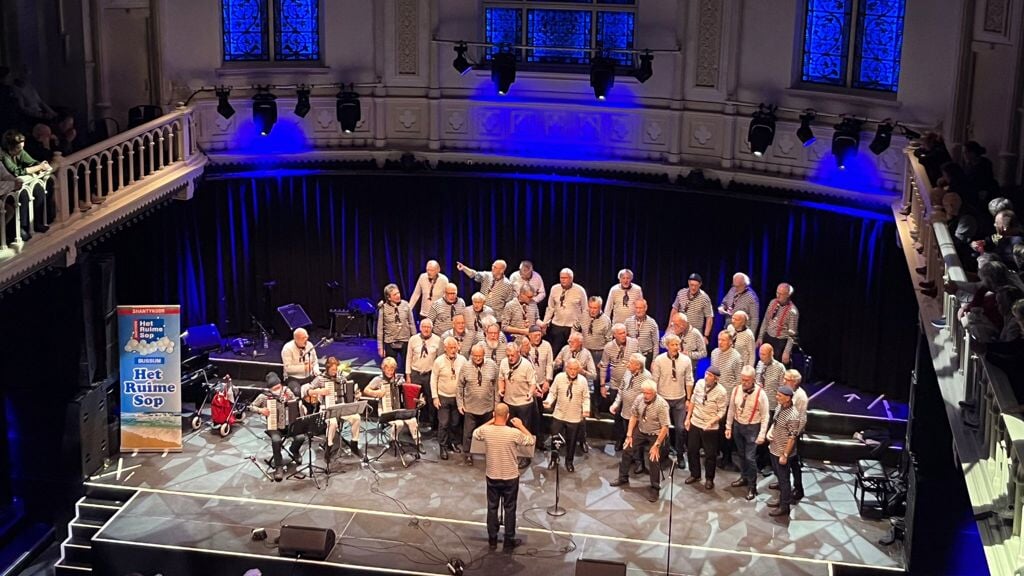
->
[293,328,309,347]
[494,402,510,420]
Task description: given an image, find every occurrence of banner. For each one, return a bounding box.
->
[118,305,182,452]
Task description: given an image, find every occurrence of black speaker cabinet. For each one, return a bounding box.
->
[279,525,336,561]
[575,558,626,576]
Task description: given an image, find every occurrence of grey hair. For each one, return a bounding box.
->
[740,365,756,378]
[618,268,634,280]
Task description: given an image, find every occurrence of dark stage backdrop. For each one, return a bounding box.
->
[106,172,916,397]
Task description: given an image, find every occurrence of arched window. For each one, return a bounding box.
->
[222,0,320,63]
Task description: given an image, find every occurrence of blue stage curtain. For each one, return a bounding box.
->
[108,173,916,396]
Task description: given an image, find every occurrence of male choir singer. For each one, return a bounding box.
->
[281,328,320,379]
[473,403,536,552]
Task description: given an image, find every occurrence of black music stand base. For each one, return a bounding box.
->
[287,437,327,488]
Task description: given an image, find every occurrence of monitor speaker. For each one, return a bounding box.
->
[182,324,222,352]
[575,558,626,576]
[278,525,336,561]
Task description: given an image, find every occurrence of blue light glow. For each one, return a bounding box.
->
[809,149,896,198]
[230,116,310,156]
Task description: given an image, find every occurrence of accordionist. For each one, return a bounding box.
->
[250,373,307,482]
[362,357,425,453]
[300,356,363,462]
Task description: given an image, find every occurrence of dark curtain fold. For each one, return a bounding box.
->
[107,173,916,397]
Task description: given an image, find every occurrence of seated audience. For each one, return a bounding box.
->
[962,141,999,201]
[0,129,50,240]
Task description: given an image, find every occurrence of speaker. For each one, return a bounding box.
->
[278,525,336,561]
[277,303,313,337]
[183,324,223,352]
[575,559,626,576]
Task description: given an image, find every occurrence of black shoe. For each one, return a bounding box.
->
[634,462,646,475]
[273,467,284,482]
[580,441,589,453]
[349,440,362,457]
[746,487,757,501]
[324,443,336,462]
[792,488,804,501]
[488,536,498,550]
[465,455,474,466]
[767,498,781,508]
[609,477,628,488]
[566,462,575,473]
[290,451,303,465]
[517,458,531,470]
[647,487,660,502]
[704,480,714,490]
[684,476,701,485]
[440,446,449,460]
[614,441,624,452]
[33,224,49,234]
[503,538,522,552]
[914,265,927,275]
[416,443,426,454]
[547,459,557,470]
[769,481,780,490]
[730,478,749,488]
[769,506,791,517]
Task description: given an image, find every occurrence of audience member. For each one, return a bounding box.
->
[12,65,56,124]
[25,123,57,163]
[962,141,999,201]
[1,129,51,239]
[914,131,952,187]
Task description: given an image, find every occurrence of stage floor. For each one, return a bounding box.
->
[87,416,905,575]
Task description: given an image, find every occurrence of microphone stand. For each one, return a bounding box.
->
[250,315,270,358]
[546,437,566,517]
[665,458,678,576]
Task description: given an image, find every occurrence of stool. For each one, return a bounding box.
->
[855,459,891,516]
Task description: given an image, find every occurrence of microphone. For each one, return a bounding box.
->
[668,456,678,477]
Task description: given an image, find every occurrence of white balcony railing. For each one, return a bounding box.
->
[0,173,53,255]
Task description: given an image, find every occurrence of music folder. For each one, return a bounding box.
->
[322,401,368,419]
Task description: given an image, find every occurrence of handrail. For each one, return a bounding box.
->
[0,173,53,256]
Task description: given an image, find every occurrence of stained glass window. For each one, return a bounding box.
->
[274,0,319,61]
[800,0,904,93]
[483,1,637,67]
[223,0,269,61]
[853,0,904,92]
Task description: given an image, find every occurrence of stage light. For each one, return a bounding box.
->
[634,50,653,83]
[294,87,311,118]
[452,42,473,75]
[590,56,616,100]
[869,120,894,155]
[252,89,277,136]
[797,110,816,147]
[336,89,361,133]
[747,104,776,157]
[832,117,863,169]
[215,87,234,119]
[491,50,516,95]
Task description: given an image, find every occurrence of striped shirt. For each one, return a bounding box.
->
[576,313,612,352]
[631,394,671,435]
[599,337,639,388]
[554,346,597,382]
[768,405,801,457]
[726,385,770,441]
[661,326,707,362]
[793,387,809,432]
[500,357,537,406]
[544,373,590,423]
[249,387,298,430]
[406,333,441,374]
[458,358,499,415]
[430,353,467,398]
[501,299,540,334]
[510,270,546,304]
[605,284,643,325]
[711,347,743,395]
[471,272,516,317]
[524,340,554,385]
[463,305,496,334]
[672,288,714,338]
[688,379,728,430]
[611,368,651,419]
[426,297,466,335]
[625,315,660,354]
[719,287,761,334]
[758,299,800,356]
[377,300,416,346]
[755,358,786,411]
[651,352,694,401]
[442,328,481,358]
[474,423,535,480]
[481,335,508,365]
[543,283,588,328]
[732,327,757,368]
[409,272,449,316]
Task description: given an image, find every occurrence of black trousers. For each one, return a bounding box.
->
[266,430,306,468]
[462,411,492,453]
[409,370,435,428]
[437,396,461,447]
[687,426,719,480]
[546,324,571,361]
[618,431,664,488]
[719,419,735,465]
[597,386,617,418]
[384,341,409,373]
[762,334,788,364]
[667,398,688,457]
[549,419,581,465]
[486,477,519,540]
[613,411,627,446]
[508,402,539,436]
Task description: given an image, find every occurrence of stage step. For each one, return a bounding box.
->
[805,409,907,437]
[801,433,903,467]
[58,490,136,576]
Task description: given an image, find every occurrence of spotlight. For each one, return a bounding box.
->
[747,104,777,157]
[252,89,277,136]
[452,42,473,76]
[294,87,311,118]
[336,88,361,133]
[491,50,516,95]
[215,87,234,119]
[869,120,894,155]
[634,50,653,83]
[590,56,615,100]
[831,117,863,169]
[797,110,816,147]
[900,124,921,140]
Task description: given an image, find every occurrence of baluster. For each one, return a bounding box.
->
[128,145,136,184]
[157,132,166,169]
[105,154,114,197]
[147,135,155,176]
[0,195,8,253]
[52,152,70,222]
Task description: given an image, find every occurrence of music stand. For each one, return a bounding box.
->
[322,401,368,469]
[286,411,328,488]
[372,409,421,468]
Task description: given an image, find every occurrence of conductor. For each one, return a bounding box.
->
[473,403,536,552]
